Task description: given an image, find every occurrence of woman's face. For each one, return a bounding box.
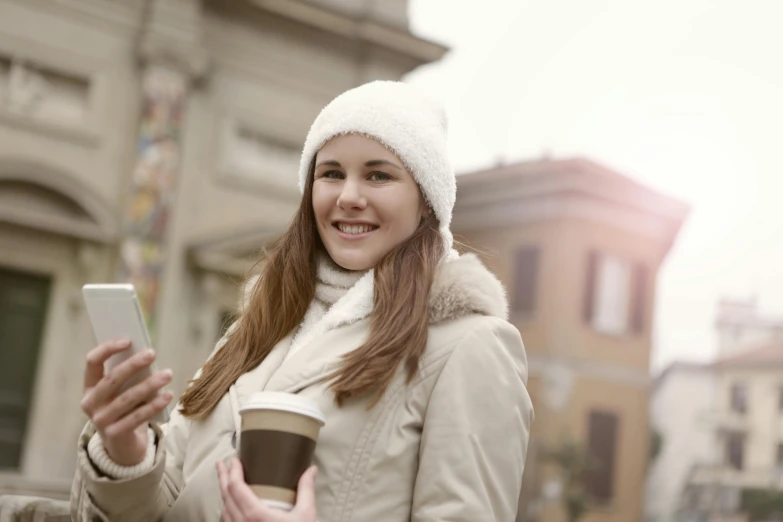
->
[312,134,427,271]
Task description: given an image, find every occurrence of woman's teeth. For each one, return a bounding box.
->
[337,223,377,235]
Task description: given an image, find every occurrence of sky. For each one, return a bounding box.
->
[405,0,783,372]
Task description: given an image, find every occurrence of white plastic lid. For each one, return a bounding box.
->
[239,391,325,425]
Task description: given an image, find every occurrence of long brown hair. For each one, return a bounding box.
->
[179,168,445,419]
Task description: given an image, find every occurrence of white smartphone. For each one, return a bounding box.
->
[82,284,169,424]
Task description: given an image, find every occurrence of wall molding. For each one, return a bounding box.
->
[0,32,109,147]
[528,353,652,390]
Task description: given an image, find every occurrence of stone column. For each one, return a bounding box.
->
[117,0,207,337]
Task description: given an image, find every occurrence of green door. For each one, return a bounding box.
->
[0,268,51,469]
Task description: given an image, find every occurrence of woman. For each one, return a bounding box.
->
[71,81,533,522]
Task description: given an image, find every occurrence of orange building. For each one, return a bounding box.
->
[452,157,689,522]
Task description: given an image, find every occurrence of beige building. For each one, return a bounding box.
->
[647,303,783,522]
[679,341,783,521]
[0,0,444,500]
[453,158,689,522]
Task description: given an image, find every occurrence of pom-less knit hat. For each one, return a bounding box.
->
[298,80,456,253]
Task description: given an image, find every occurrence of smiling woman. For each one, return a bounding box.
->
[312,134,429,271]
[71,81,533,522]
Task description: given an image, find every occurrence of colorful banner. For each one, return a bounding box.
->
[118,65,187,336]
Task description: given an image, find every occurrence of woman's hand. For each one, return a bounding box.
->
[80,338,174,466]
[217,458,318,522]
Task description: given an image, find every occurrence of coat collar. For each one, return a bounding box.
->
[230,253,509,420]
[427,253,509,323]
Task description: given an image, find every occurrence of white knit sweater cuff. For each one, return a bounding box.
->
[87,427,156,479]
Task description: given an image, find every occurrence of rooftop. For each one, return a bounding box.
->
[713,340,783,368]
[453,156,690,249]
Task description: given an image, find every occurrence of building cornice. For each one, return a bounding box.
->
[11,0,145,35]
[244,0,447,67]
[188,224,283,276]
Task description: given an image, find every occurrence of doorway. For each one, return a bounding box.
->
[0,267,51,469]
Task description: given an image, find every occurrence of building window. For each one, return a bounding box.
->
[511,246,539,316]
[586,410,619,503]
[725,431,745,470]
[583,251,647,335]
[730,384,748,415]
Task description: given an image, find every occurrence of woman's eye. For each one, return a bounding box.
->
[321,170,344,179]
[368,171,391,182]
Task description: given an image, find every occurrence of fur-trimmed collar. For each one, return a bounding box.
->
[428,253,508,323]
[241,253,509,336]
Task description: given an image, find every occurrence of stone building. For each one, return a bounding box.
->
[0,0,444,499]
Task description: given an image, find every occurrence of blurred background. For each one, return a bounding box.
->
[0,0,780,521]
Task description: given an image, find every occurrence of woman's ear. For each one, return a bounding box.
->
[419,196,432,219]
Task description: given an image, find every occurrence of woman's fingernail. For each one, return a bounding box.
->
[115,338,130,347]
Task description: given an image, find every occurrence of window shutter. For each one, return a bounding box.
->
[583,251,598,323]
[512,247,540,315]
[586,410,619,502]
[630,263,648,334]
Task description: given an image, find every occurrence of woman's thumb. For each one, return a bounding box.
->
[292,466,318,515]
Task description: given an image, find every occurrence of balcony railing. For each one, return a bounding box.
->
[688,463,783,491]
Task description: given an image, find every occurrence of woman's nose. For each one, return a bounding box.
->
[337,179,366,210]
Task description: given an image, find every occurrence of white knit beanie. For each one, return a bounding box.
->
[298,81,456,253]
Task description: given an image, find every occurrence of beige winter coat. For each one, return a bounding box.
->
[70,254,534,522]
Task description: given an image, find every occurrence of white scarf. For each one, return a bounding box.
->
[284,255,373,362]
[282,248,459,363]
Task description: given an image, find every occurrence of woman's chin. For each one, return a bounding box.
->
[326,251,377,272]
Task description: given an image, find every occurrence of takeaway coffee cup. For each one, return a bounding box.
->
[238,391,326,510]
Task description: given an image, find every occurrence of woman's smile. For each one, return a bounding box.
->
[332,221,380,239]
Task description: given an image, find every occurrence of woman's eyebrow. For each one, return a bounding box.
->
[365,159,402,169]
[315,159,403,169]
[315,160,342,168]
